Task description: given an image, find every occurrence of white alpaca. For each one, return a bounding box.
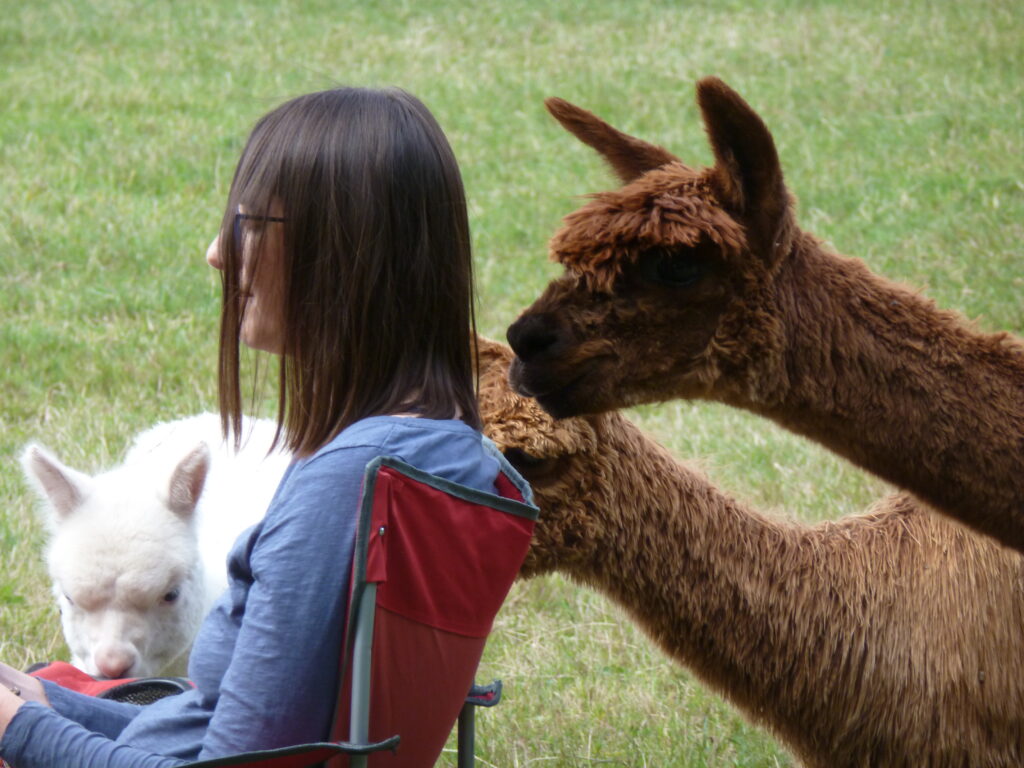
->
[22,414,291,678]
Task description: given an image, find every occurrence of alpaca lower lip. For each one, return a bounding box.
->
[509,359,588,418]
[533,390,584,420]
[508,357,565,399]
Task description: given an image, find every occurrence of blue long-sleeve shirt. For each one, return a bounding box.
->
[1,416,531,768]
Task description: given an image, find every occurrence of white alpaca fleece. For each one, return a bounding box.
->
[22,414,291,679]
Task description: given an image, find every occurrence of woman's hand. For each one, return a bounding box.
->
[0,663,48,739]
[0,664,48,707]
[0,684,26,740]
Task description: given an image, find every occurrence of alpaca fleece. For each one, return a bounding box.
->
[506,77,1024,552]
[22,414,289,677]
[478,338,1024,768]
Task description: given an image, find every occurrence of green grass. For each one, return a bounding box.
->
[1,0,1021,764]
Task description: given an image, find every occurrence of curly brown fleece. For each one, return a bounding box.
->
[505,77,1024,553]
[478,337,1024,768]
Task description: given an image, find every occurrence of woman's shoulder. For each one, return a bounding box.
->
[315,416,503,494]
[267,416,532,528]
[314,416,475,457]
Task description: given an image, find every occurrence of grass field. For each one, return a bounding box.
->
[2,0,1022,765]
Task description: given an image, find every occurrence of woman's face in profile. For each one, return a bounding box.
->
[206,207,286,354]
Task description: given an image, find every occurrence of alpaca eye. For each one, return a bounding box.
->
[637,249,705,288]
[163,588,180,604]
[63,594,74,607]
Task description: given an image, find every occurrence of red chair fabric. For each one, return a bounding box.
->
[31,662,136,698]
[329,457,537,767]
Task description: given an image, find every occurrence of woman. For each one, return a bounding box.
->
[0,86,531,767]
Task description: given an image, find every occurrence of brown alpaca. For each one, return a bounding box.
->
[505,77,1024,552]
[477,338,1024,768]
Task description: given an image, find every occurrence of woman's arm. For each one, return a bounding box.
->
[1,703,186,768]
[196,444,369,758]
[0,658,144,738]
[0,664,175,768]
[0,662,45,747]
[0,685,25,736]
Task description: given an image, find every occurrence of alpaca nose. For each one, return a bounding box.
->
[95,646,136,679]
[507,313,560,363]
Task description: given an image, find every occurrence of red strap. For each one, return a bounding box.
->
[29,661,136,697]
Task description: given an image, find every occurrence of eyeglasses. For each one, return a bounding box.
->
[233,212,286,245]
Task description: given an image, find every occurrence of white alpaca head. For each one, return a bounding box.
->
[22,442,210,679]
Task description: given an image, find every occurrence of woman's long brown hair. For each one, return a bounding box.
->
[217,87,479,456]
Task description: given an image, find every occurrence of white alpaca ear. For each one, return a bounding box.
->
[21,443,93,521]
[167,443,211,517]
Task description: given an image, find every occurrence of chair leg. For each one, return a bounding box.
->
[456,701,475,768]
[348,584,378,768]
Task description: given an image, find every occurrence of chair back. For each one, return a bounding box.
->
[331,456,537,767]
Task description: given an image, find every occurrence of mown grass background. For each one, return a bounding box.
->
[1,1,1022,765]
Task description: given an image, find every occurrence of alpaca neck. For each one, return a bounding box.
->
[559,416,1014,767]
[562,418,838,763]
[743,235,1024,551]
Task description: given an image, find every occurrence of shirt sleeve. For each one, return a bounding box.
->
[42,679,143,738]
[1,703,186,768]
[195,442,371,758]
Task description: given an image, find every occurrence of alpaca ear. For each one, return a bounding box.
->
[545,97,680,183]
[697,77,791,258]
[21,444,93,521]
[167,443,211,518]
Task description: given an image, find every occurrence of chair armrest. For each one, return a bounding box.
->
[465,680,502,708]
[185,735,400,767]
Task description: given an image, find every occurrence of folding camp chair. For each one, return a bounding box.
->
[29,454,538,768]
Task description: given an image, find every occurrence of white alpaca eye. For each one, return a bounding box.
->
[63,594,74,606]
[163,588,180,604]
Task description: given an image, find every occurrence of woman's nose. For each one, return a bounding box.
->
[206,236,223,270]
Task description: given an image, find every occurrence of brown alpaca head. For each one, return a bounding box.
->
[476,337,622,577]
[507,77,796,417]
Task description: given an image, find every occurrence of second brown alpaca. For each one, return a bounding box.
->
[477,338,1024,768]
[506,76,1024,552]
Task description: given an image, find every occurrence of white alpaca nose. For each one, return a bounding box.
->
[94,645,137,679]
